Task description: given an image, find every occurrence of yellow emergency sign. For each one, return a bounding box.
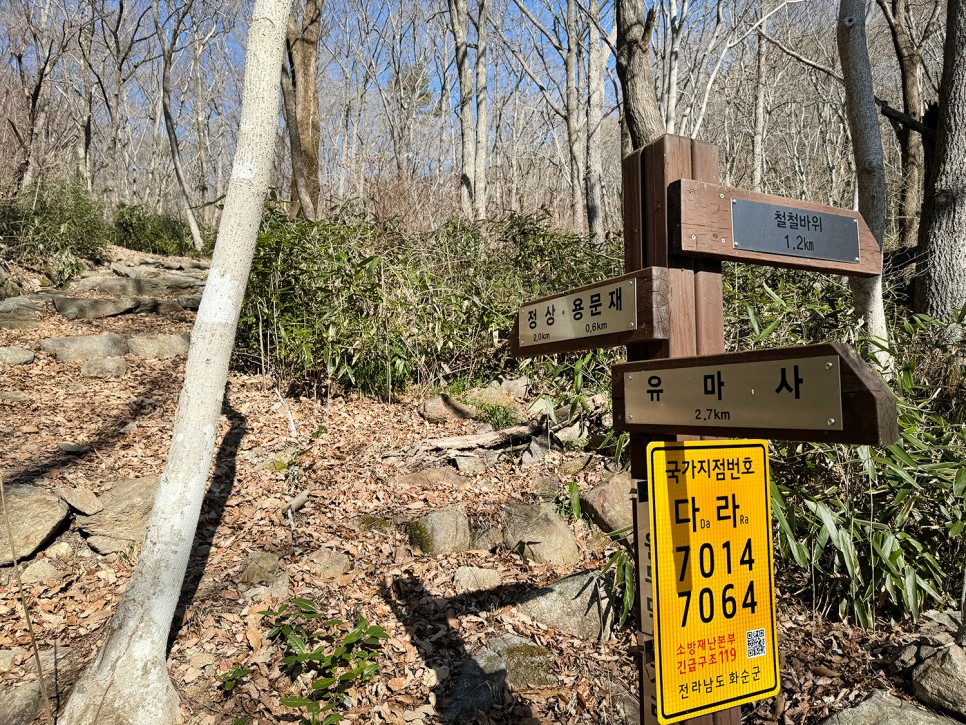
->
[646,440,780,723]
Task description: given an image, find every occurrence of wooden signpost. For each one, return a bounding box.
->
[510,134,898,725]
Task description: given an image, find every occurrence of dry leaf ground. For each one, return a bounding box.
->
[0,270,921,724]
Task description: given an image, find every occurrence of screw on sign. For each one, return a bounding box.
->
[646,440,779,723]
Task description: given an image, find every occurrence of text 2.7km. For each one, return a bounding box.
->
[695,408,731,421]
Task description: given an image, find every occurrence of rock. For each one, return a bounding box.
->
[85,535,136,556]
[240,551,281,585]
[821,691,958,724]
[0,296,40,315]
[396,467,465,489]
[305,547,350,578]
[0,267,22,300]
[501,504,579,565]
[69,272,204,296]
[555,420,588,445]
[127,333,190,359]
[558,456,594,476]
[81,357,128,379]
[469,525,504,552]
[580,472,635,535]
[453,454,486,474]
[76,476,160,552]
[924,609,962,632]
[52,296,138,320]
[420,394,477,424]
[454,566,501,593]
[520,435,550,467]
[912,645,966,716]
[45,542,74,561]
[0,347,34,366]
[0,485,69,566]
[0,390,28,402]
[19,560,60,584]
[489,633,556,688]
[0,649,23,672]
[521,570,614,640]
[177,295,202,310]
[58,486,103,515]
[445,646,509,720]
[58,442,90,454]
[408,508,471,555]
[0,312,39,330]
[243,572,290,602]
[0,681,44,725]
[496,376,529,398]
[41,333,128,362]
[133,298,184,315]
[464,387,526,422]
[25,646,73,675]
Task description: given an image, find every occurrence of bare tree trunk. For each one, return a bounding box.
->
[287,0,323,219]
[615,2,664,150]
[448,0,475,217]
[585,0,605,241]
[751,7,767,192]
[916,0,966,321]
[281,58,317,220]
[192,33,210,223]
[472,0,488,220]
[59,0,293,721]
[153,0,205,251]
[564,0,584,225]
[837,0,891,368]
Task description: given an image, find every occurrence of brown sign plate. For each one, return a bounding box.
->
[612,342,897,445]
[669,180,882,277]
[510,268,670,358]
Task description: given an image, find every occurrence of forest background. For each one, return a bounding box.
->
[1,0,964,631]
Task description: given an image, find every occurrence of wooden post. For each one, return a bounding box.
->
[624,135,740,725]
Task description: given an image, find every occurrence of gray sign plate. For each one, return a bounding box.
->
[519,278,637,347]
[731,198,860,264]
[623,355,843,431]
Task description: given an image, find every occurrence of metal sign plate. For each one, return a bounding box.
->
[518,278,637,347]
[731,198,860,264]
[624,355,842,431]
[647,440,780,723]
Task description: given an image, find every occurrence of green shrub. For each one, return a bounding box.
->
[727,265,966,624]
[113,203,194,256]
[237,206,620,397]
[0,177,110,283]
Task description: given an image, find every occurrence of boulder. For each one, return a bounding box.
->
[20,560,60,584]
[445,647,509,720]
[58,486,103,515]
[69,273,204,296]
[177,295,202,310]
[495,376,529,398]
[305,547,350,578]
[489,633,556,688]
[0,267,22,299]
[133,298,184,316]
[81,357,127,379]
[821,691,958,725]
[912,645,966,717]
[419,394,477,424]
[0,297,40,315]
[520,570,614,640]
[0,347,34,366]
[501,504,579,565]
[396,467,465,489]
[464,387,526,423]
[240,551,281,585]
[45,542,74,561]
[52,296,138,320]
[76,476,160,552]
[0,681,43,725]
[580,472,635,534]
[408,508,471,555]
[0,485,69,566]
[454,566,501,593]
[41,333,128,362]
[127,333,190,359]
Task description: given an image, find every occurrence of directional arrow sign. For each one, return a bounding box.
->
[612,342,897,445]
[668,180,882,277]
[510,268,669,358]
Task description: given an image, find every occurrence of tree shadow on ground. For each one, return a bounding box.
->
[380,574,543,724]
[169,398,248,648]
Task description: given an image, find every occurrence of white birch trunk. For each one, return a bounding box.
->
[837,0,892,370]
[472,0,488,220]
[585,0,605,242]
[59,0,293,721]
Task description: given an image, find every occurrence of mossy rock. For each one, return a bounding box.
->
[352,515,394,533]
[408,508,471,555]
